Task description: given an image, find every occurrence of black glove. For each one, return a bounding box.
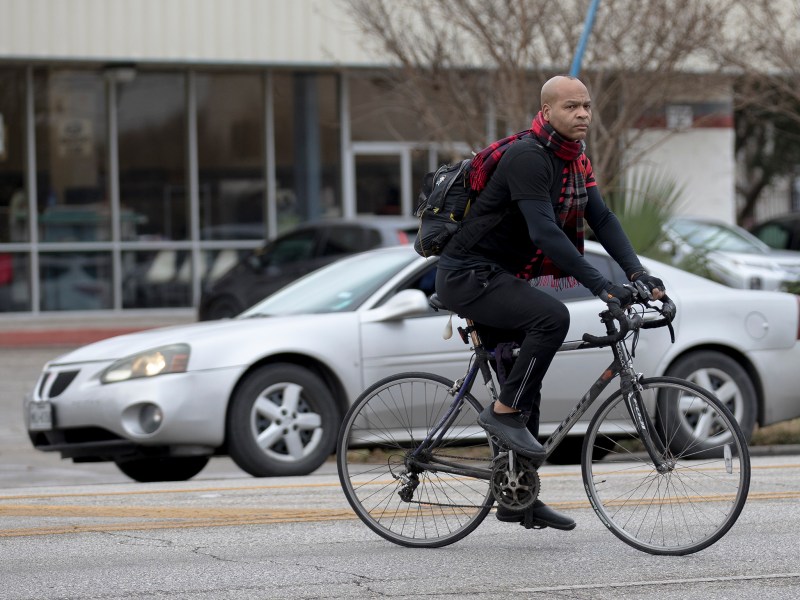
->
[632,273,665,298]
[600,283,633,307]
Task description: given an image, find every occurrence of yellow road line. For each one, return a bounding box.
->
[0,509,357,538]
[2,461,797,502]
[0,490,797,539]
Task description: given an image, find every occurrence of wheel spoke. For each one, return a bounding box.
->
[256,423,284,450]
[693,409,715,438]
[296,412,322,429]
[254,397,281,420]
[284,430,306,459]
[712,380,738,405]
[280,383,304,413]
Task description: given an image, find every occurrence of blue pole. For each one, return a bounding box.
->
[569,0,601,77]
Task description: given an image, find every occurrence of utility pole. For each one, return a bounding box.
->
[569,0,601,76]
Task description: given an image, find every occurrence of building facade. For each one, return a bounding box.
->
[0,0,736,315]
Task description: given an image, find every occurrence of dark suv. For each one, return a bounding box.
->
[197,217,418,320]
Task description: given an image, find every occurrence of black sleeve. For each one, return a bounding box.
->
[584,186,645,279]
[518,199,609,295]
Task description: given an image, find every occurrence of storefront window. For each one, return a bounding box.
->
[196,72,265,241]
[118,72,187,241]
[122,249,191,309]
[0,253,31,312]
[39,251,112,311]
[0,68,27,245]
[273,72,341,233]
[34,69,109,242]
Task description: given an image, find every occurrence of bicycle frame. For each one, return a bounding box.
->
[408,312,667,480]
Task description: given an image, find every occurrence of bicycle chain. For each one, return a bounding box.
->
[395,451,494,509]
[396,452,539,510]
[403,498,493,509]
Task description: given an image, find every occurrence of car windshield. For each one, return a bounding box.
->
[239,250,419,316]
[670,219,769,254]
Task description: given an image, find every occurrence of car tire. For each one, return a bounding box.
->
[114,456,209,482]
[546,435,613,465]
[663,351,757,452]
[226,364,339,477]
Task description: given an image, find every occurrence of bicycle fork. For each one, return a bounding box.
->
[615,341,673,473]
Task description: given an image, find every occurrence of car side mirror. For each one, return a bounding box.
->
[361,289,431,323]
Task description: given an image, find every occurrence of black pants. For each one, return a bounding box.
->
[435,266,570,437]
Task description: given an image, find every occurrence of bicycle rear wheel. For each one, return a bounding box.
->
[337,373,494,548]
[582,376,750,556]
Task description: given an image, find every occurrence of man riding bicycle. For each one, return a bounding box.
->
[435,75,665,531]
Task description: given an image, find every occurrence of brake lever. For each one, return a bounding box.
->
[633,279,653,301]
[631,328,640,357]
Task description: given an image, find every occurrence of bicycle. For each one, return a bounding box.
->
[336,284,751,556]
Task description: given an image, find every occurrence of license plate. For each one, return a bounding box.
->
[29,401,53,431]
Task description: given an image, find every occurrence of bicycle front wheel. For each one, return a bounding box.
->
[582,376,750,556]
[337,373,494,548]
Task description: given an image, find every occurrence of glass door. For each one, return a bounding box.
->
[352,145,434,217]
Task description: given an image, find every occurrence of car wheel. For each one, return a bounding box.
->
[201,296,244,320]
[226,364,340,477]
[663,351,757,453]
[114,456,209,482]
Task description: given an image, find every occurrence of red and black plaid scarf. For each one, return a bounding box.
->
[469,111,589,288]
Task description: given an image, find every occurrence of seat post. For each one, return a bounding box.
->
[464,318,484,348]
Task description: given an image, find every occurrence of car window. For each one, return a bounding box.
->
[264,230,319,267]
[753,224,790,250]
[670,219,767,253]
[241,250,419,316]
[320,226,380,255]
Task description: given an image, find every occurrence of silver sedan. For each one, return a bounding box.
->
[24,243,800,481]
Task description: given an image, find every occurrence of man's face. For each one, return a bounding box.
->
[542,83,592,141]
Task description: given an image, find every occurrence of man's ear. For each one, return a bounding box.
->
[541,104,551,121]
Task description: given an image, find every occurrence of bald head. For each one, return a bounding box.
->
[541,75,588,108]
[540,76,592,141]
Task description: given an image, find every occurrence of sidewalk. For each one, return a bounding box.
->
[0,310,196,348]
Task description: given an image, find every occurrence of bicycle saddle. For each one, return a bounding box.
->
[428,293,448,312]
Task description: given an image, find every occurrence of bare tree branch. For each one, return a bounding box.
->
[342,0,732,189]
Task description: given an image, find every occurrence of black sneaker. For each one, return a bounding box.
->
[477,404,546,463]
[496,500,576,531]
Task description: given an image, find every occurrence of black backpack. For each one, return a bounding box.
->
[413,159,475,257]
[413,157,508,258]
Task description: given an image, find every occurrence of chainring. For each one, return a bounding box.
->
[490,454,541,511]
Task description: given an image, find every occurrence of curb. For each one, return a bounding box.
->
[0,328,148,348]
[749,444,800,456]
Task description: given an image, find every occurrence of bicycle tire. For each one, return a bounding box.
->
[582,376,750,556]
[337,372,494,548]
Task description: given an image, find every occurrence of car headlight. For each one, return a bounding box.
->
[100,344,190,384]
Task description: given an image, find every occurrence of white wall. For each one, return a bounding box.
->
[0,0,384,66]
[626,128,737,223]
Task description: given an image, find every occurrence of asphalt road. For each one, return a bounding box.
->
[0,456,799,599]
[2,347,799,599]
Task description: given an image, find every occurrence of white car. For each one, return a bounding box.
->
[663,216,800,291]
[24,243,800,481]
